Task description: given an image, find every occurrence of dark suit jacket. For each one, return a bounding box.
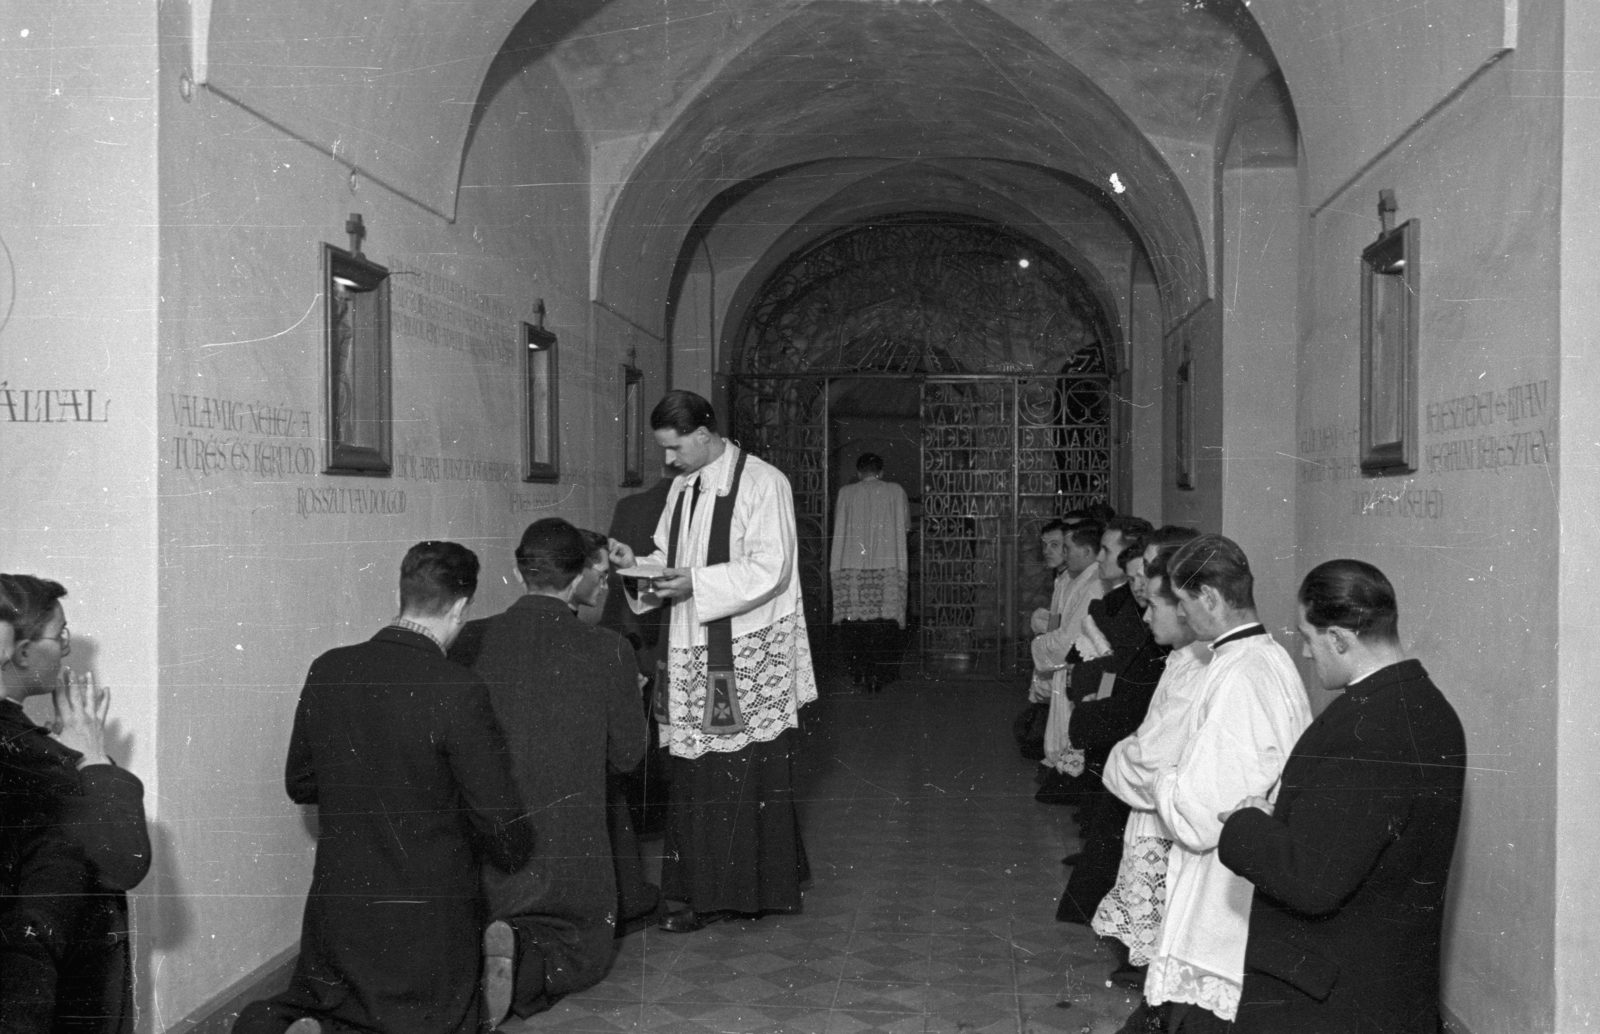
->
[450,595,647,990]
[1219,659,1466,1034]
[0,699,150,1034]
[1068,583,1147,704]
[284,627,531,1034]
[603,478,672,674]
[1067,602,1168,772]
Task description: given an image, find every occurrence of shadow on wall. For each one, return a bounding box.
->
[139,822,196,1029]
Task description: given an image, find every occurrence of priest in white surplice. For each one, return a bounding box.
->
[829,451,909,692]
[1144,534,1310,1031]
[610,391,818,935]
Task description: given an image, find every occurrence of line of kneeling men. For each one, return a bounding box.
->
[1023,519,1465,1034]
[0,518,658,1034]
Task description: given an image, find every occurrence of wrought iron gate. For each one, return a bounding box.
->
[731,372,1113,679]
[919,375,1113,676]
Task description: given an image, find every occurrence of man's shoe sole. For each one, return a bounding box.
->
[483,920,516,1029]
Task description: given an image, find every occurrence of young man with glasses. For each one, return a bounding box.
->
[0,573,150,1034]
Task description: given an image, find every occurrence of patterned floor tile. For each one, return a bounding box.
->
[835,980,929,1012]
[506,679,1147,1034]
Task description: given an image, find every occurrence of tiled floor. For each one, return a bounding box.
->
[504,676,1144,1034]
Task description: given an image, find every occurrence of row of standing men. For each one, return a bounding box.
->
[1024,517,1466,1034]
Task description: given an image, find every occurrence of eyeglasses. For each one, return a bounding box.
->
[33,625,69,654]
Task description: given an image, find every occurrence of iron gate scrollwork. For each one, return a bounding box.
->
[730,372,1112,678]
[919,375,1112,676]
[727,215,1118,678]
[729,376,832,636]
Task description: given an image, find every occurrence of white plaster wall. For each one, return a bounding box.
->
[1555,2,1600,1028]
[1219,165,1300,641]
[0,1,162,1024]
[150,37,613,1025]
[1128,261,1165,524]
[1293,36,1561,1033]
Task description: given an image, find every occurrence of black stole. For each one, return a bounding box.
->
[658,448,750,735]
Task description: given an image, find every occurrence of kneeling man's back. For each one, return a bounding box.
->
[450,519,647,1020]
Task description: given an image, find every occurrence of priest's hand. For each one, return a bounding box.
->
[1218,795,1272,825]
[652,569,694,600]
[608,539,637,570]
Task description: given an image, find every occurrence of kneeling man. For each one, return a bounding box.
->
[1220,560,1465,1034]
[450,519,647,1023]
[235,542,532,1034]
[1144,534,1311,1031]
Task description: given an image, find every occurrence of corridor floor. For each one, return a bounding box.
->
[504,677,1145,1034]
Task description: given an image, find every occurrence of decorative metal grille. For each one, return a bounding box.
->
[920,375,1112,676]
[728,214,1116,678]
[920,380,1014,671]
[730,377,831,635]
[734,214,1116,378]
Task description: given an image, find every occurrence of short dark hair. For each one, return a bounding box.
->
[650,390,717,436]
[0,579,17,629]
[0,575,67,643]
[515,518,588,591]
[1040,519,1070,539]
[1066,522,1104,552]
[1143,526,1200,604]
[1064,502,1117,525]
[578,528,609,563]
[1105,516,1154,558]
[1168,533,1255,610]
[856,452,883,474]
[399,543,479,617]
[1299,559,1400,642]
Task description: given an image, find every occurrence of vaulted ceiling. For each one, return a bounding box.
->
[201,0,1308,333]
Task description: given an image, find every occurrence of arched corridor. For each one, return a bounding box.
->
[503,678,1132,1034]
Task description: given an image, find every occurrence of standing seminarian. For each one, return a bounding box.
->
[1219,560,1466,1034]
[235,542,532,1034]
[610,390,817,934]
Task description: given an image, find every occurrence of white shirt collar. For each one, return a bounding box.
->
[685,442,737,498]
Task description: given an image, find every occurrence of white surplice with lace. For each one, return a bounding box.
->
[629,444,818,759]
[1094,641,1212,964]
[1143,631,1311,1021]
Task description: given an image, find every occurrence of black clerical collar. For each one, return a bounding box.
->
[1211,623,1266,650]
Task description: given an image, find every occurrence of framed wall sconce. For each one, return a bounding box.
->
[524,302,560,482]
[620,363,643,487]
[1359,190,1420,474]
[323,215,392,476]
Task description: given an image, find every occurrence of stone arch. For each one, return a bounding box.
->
[594,0,1211,352]
[728,213,1118,380]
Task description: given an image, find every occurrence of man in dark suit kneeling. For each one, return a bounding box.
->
[235,542,532,1034]
[450,519,647,1025]
[1219,559,1467,1034]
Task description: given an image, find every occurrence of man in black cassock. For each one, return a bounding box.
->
[449,519,647,1023]
[235,542,531,1034]
[1055,518,1161,931]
